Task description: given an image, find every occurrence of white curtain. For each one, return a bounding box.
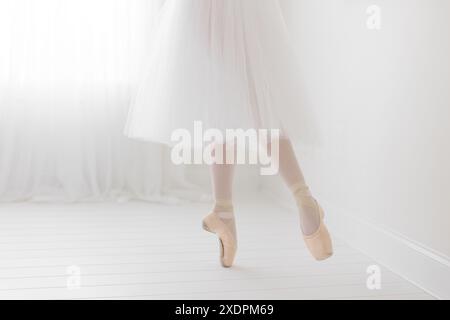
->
[0,0,201,202]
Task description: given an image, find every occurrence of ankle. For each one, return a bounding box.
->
[290,183,315,208]
[290,182,311,197]
[213,199,234,214]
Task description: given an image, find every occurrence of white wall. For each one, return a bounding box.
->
[272,0,450,296]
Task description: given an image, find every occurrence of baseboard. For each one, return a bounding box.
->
[328,207,450,300]
[262,183,450,300]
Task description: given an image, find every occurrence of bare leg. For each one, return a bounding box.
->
[210,146,235,213]
[269,138,320,236]
[210,143,235,208]
[210,160,236,230]
[203,143,238,267]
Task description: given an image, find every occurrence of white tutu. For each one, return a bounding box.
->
[125,0,317,145]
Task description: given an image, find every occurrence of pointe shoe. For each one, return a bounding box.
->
[303,204,333,261]
[292,184,334,261]
[202,212,237,268]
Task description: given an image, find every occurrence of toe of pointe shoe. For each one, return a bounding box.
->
[203,214,237,268]
[220,247,236,268]
[219,235,237,268]
[304,223,333,261]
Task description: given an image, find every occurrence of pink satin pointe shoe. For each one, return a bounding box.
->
[202,212,237,268]
[303,204,333,261]
[292,183,334,261]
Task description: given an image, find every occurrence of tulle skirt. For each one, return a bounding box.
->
[125,0,317,146]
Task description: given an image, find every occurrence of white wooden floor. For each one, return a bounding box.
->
[0,200,434,300]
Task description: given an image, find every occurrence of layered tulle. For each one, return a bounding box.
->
[125,0,317,145]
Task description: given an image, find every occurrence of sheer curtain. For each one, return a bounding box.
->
[0,0,200,202]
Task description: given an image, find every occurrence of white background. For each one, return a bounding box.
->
[277,0,450,258]
[0,0,448,295]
